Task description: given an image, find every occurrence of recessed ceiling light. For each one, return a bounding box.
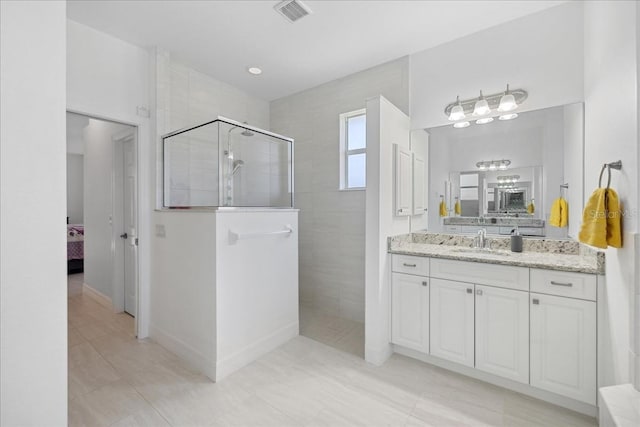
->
[247,67,262,75]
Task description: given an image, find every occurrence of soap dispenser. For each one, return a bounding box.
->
[511,226,523,253]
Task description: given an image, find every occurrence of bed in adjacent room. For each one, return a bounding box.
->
[67,224,84,274]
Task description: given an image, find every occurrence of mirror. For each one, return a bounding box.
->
[449,166,542,218]
[425,103,584,239]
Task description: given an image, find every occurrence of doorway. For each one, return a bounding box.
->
[65,112,138,325]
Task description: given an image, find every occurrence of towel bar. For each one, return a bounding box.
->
[229,225,293,243]
[598,160,622,188]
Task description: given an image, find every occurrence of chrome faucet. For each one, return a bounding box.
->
[475,228,488,249]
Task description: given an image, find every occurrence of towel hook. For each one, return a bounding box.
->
[559,183,568,198]
[599,160,623,189]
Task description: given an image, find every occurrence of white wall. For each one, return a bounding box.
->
[270,57,410,323]
[83,119,131,300]
[365,96,412,364]
[0,1,67,425]
[584,0,638,388]
[67,18,153,337]
[410,1,584,129]
[67,153,84,224]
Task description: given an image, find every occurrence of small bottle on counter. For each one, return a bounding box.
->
[511,227,523,253]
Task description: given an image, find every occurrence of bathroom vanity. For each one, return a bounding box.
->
[387,232,604,416]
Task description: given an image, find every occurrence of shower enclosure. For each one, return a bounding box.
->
[163,117,293,208]
[155,117,298,383]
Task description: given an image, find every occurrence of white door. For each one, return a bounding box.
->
[394,144,412,216]
[430,278,474,367]
[412,153,425,216]
[391,273,429,353]
[122,137,137,316]
[530,293,597,404]
[475,285,529,384]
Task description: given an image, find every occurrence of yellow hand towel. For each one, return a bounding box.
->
[549,198,568,227]
[527,202,535,214]
[606,188,622,248]
[579,189,607,248]
[454,200,461,215]
[439,200,447,217]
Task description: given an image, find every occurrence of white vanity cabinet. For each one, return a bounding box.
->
[530,293,597,405]
[391,273,429,353]
[430,278,475,367]
[389,253,600,412]
[475,285,529,384]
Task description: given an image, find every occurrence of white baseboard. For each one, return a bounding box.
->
[215,322,299,381]
[149,324,216,380]
[394,345,598,417]
[365,343,393,366]
[82,283,113,310]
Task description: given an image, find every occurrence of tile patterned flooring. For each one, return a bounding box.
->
[68,275,596,426]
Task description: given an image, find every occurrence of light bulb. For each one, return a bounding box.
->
[473,91,491,116]
[448,96,466,121]
[476,117,494,125]
[453,121,470,129]
[498,84,517,112]
[489,162,497,170]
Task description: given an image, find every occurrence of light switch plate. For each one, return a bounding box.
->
[155,224,166,237]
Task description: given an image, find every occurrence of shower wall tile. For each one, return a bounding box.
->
[271,55,410,325]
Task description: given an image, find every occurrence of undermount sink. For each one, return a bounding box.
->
[451,248,512,257]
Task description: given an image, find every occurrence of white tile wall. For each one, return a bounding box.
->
[270,57,410,323]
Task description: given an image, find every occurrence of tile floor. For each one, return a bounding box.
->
[300,306,365,358]
[68,275,597,427]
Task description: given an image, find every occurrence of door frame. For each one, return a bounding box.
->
[112,129,137,318]
[67,106,151,339]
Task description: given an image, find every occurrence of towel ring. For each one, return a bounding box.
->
[598,164,612,189]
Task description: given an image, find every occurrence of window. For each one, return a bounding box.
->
[340,109,366,189]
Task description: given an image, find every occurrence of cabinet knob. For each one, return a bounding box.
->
[476,290,483,296]
[422,281,427,287]
[466,288,473,294]
[532,298,540,305]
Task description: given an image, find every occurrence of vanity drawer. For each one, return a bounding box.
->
[530,269,597,301]
[430,258,529,291]
[443,225,460,233]
[392,254,429,276]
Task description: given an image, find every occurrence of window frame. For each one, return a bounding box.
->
[339,109,367,190]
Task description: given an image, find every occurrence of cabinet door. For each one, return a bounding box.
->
[430,278,474,367]
[530,293,597,405]
[412,153,425,216]
[391,273,429,353]
[394,144,412,216]
[475,285,529,384]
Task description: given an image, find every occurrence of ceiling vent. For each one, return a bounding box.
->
[274,0,312,23]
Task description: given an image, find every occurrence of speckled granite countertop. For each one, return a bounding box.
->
[388,233,605,274]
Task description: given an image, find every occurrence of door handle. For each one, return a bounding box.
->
[466,288,473,294]
[120,233,128,239]
[422,281,428,287]
[476,290,483,296]
[532,298,540,305]
[550,281,573,287]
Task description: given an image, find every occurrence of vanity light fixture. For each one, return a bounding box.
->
[476,117,494,125]
[473,91,491,116]
[453,121,470,128]
[497,84,517,112]
[444,86,527,128]
[476,159,511,171]
[448,96,466,121]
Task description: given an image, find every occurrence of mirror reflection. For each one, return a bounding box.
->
[426,103,584,238]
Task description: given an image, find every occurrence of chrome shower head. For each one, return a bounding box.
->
[241,129,254,137]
